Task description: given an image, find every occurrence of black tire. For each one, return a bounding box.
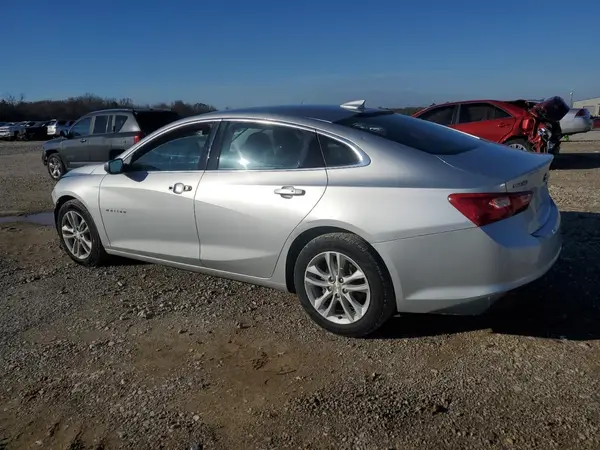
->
[504,138,533,152]
[47,153,66,180]
[57,199,108,267]
[294,232,396,338]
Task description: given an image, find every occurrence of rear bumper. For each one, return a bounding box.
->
[373,201,562,315]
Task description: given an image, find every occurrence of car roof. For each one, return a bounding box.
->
[184,104,382,125]
[84,108,175,116]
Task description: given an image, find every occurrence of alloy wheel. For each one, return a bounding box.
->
[61,210,92,260]
[48,158,62,178]
[304,251,371,324]
[508,143,528,151]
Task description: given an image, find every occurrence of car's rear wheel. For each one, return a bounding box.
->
[294,232,396,337]
[57,199,108,267]
[504,138,532,152]
[47,154,65,180]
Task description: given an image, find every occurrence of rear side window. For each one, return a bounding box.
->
[318,135,361,167]
[92,115,109,134]
[134,111,181,134]
[335,112,480,155]
[114,115,128,132]
[418,105,455,126]
[458,103,511,124]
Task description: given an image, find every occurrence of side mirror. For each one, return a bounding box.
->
[59,130,68,138]
[104,158,124,174]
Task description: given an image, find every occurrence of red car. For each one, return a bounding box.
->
[412,97,569,154]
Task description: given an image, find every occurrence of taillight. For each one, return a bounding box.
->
[133,133,143,144]
[448,191,533,227]
[521,117,535,133]
[575,109,588,117]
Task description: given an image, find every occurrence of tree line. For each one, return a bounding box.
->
[0,93,423,122]
[0,94,217,122]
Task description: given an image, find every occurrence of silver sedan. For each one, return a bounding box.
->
[50,101,562,337]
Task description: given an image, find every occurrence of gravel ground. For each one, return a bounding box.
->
[1,140,600,449]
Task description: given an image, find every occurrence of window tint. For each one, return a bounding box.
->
[217,122,324,170]
[318,135,361,167]
[70,117,92,137]
[334,111,480,155]
[458,103,511,124]
[134,111,181,134]
[114,115,128,132]
[129,122,215,172]
[419,106,455,126]
[92,115,109,134]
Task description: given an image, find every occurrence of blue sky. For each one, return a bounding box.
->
[1,0,599,108]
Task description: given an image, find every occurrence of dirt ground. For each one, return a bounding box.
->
[1,140,600,450]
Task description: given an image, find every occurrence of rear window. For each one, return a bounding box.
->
[134,111,181,134]
[335,112,480,155]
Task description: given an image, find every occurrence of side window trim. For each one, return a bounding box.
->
[122,120,221,173]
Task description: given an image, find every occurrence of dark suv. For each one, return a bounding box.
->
[42,108,181,180]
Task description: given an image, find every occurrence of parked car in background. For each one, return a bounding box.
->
[412,97,569,153]
[593,117,600,129]
[0,122,22,140]
[50,101,561,337]
[46,119,75,137]
[559,108,593,136]
[42,108,181,180]
[20,121,51,141]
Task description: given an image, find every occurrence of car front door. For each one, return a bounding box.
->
[194,120,328,278]
[454,102,516,142]
[60,117,92,168]
[99,120,219,264]
[87,114,115,164]
[415,104,458,129]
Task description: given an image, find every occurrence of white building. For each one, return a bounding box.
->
[573,97,600,116]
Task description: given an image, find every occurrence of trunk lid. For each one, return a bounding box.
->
[437,142,553,234]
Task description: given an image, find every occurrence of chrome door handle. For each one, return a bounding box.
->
[80,138,87,142]
[274,186,305,198]
[169,183,193,194]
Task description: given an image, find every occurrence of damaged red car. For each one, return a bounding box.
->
[412,97,570,154]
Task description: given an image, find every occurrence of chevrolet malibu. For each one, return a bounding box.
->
[51,101,562,337]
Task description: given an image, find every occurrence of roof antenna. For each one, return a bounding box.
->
[340,99,366,110]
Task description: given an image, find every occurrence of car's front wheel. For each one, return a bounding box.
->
[57,199,108,266]
[294,232,396,337]
[504,138,533,152]
[47,154,65,180]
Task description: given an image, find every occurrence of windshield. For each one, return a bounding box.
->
[334,111,480,155]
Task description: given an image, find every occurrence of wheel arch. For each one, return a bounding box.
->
[284,225,394,297]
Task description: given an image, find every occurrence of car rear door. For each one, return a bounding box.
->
[454,102,516,142]
[60,117,92,168]
[99,120,219,264]
[194,120,328,278]
[86,114,115,164]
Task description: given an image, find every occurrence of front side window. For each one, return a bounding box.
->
[92,115,110,134]
[70,117,92,137]
[418,105,456,126]
[217,122,324,170]
[129,122,215,172]
[335,111,480,155]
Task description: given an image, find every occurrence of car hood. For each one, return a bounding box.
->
[63,164,104,177]
[43,138,65,151]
